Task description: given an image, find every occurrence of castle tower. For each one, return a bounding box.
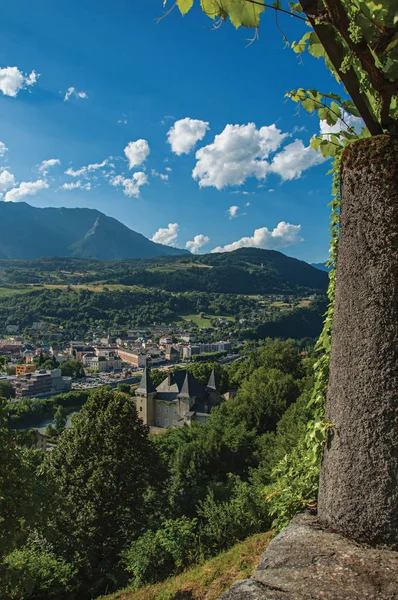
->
[135,367,156,426]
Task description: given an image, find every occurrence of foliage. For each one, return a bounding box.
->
[124,517,199,587]
[60,360,85,379]
[0,381,15,399]
[6,390,89,428]
[262,161,341,529]
[0,398,53,558]
[244,296,328,341]
[198,476,270,556]
[168,0,398,136]
[0,535,77,600]
[46,388,160,596]
[54,405,68,433]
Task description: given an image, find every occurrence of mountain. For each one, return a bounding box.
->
[0,247,328,295]
[117,247,329,294]
[0,202,188,259]
[311,262,330,272]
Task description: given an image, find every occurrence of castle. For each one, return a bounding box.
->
[135,368,224,428]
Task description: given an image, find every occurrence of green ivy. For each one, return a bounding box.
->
[263,158,341,530]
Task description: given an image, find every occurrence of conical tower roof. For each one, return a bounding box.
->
[136,367,156,395]
[206,368,217,392]
[178,370,206,399]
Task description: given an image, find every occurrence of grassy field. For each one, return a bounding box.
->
[0,287,34,297]
[26,284,150,293]
[178,314,235,328]
[100,531,273,600]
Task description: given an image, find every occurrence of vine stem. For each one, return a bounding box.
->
[244,0,308,21]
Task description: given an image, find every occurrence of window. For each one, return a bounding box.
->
[174,407,177,415]
[164,419,169,426]
[156,417,160,426]
[139,406,142,412]
[157,405,161,413]
[165,406,169,413]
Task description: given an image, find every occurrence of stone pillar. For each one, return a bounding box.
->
[318,135,398,547]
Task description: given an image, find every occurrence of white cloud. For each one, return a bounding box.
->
[0,67,38,97]
[0,141,8,156]
[0,170,16,192]
[151,223,179,247]
[38,158,60,175]
[167,117,210,155]
[192,123,287,189]
[110,172,148,198]
[61,180,91,191]
[165,167,172,172]
[269,140,325,181]
[65,159,108,178]
[211,221,303,253]
[227,205,240,219]
[124,140,150,169]
[4,179,48,202]
[151,169,169,181]
[186,234,210,254]
[245,201,251,207]
[64,87,88,101]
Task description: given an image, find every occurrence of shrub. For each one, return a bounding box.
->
[198,476,270,556]
[124,517,199,587]
[0,537,77,600]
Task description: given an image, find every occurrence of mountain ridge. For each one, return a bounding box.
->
[0,202,188,259]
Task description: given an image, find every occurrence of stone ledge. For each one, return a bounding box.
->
[219,513,398,599]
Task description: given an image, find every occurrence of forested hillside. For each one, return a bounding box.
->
[0,248,328,295]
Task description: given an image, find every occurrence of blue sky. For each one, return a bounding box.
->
[0,0,348,262]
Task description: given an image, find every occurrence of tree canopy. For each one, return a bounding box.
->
[166,0,398,145]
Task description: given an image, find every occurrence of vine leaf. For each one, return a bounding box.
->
[177,0,194,15]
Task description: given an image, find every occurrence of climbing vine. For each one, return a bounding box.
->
[263,156,340,529]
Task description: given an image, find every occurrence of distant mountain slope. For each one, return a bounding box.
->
[0,202,188,259]
[311,262,330,272]
[0,248,328,295]
[114,248,329,294]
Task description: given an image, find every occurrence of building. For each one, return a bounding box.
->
[13,368,72,399]
[135,368,224,429]
[0,341,23,359]
[147,348,165,366]
[117,348,147,368]
[88,353,122,372]
[182,341,232,358]
[15,364,37,376]
[165,347,180,363]
[180,333,196,343]
[82,352,96,367]
[69,345,95,361]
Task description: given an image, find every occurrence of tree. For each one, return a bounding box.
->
[164,0,398,547]
[0,381,15,400]
[46,388,160,595]
[0,355,8,372]
[0,398,53,558]
[54,405,68,433]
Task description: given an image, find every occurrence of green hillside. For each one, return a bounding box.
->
[99,531,273,600]
[0,247,328,295]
